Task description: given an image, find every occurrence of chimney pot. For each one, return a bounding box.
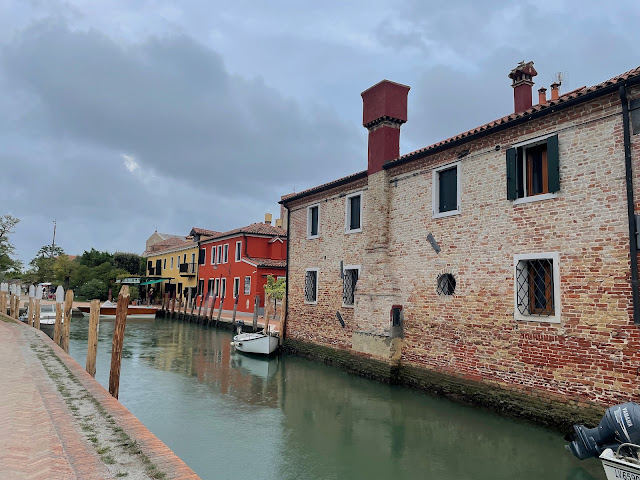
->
[508,61,537,114]
[361,80,410,174]
[550,82,560,100]
[538,87,547,105]
[264,213,272,225]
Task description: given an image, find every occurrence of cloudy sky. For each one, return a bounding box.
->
[2,0,639,266]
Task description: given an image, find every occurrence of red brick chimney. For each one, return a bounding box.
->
[361,80,410,174]
[550,81,560,100]
[538,87,547,105]
[508,61,537,113]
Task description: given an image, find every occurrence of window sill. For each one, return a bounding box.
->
[433,209,460,219]
[512,192,558,205]
[304,300,318,305]
[345,228,362,234]
[342,303,355,309]
[307,235,319,240]
[514,312,561,324]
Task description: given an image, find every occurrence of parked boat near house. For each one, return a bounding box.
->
[77,301,158,319]
[231,331,279,355]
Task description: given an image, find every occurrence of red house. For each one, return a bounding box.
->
[196,222,287,314]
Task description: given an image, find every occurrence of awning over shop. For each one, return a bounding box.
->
[139,278,169,285]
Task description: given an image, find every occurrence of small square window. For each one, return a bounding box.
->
[305,269,318,304]
[514,253,560,323]
[308,205,320,239]
[342,266,360,307]
[433,161,461,218]
[345,193,362,233]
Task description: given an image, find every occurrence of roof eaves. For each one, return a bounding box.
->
[280,170,368,205]
[384,68,640,170]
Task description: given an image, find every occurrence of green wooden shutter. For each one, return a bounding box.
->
[506,148,518,200]
[547,134,560,193]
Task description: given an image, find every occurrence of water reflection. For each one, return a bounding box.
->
[68,317,605,480]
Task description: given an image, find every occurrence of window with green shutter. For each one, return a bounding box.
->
[433,161,461,218]
[507,134,559,201]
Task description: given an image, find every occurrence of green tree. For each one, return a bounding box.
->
[113,252,142,275]
[53,254,77,290]
[34,244,65,259]
[0,215,21,274]
[76,278,108,300]
[264,275,286,319]
[77,248,113,268]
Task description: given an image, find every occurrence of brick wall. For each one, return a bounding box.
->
[285,88,640,412]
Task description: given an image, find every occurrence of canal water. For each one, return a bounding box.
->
[68,317,606,480]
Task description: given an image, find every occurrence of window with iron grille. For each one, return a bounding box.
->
[305,269,318,304]
[244,276,251,295]
[514,253,560,323]
[436,273,456,296]
[342,267,359,306]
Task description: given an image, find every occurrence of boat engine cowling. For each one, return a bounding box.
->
[566,402,640,460]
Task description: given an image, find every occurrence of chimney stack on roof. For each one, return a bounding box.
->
[264,213,272,225]
[550,81,561,100]
[361,80,410,174]
[508,61,537,114]
[538,87,547,105]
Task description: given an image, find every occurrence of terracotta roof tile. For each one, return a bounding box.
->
[245,257,287,268]
[202,223,287,241]
[191,227,221,236]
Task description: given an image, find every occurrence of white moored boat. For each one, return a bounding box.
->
[600,444,640,480]
[232,332,279,355]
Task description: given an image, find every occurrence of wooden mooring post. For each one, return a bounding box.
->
[34,299,41,330]
[264,293,271,334]
[278,294,287,344]
[207,294,217,325]
[28,297,35,327]
[7,293,13,318]
[177,293,183,319]
[108,285,129,400]
[252,295,259,332]
[170,291,176,317]
[86,299,100,378]
[215,295,224,327]
[0,291,6,316]
[62,290,74,354]
[231,295,239,332]
[190,289,196,317]
[197,294,205,320]
[54,286,64,346]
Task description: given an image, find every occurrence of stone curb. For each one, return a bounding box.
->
[3,313,201,480]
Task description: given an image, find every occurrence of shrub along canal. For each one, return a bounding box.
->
[68,317,606,480]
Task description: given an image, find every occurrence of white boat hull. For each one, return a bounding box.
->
[233,333,279,355]
[600,449,640,480]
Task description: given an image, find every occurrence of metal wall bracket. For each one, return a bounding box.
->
[427,233,441,254]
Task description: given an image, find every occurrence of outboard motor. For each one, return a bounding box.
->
[566,402,640,460]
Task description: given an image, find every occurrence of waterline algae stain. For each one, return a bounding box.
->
[68,317,606,480]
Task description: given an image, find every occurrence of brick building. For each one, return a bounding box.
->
[281,62,640,425]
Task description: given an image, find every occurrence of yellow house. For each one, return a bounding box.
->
[143,237,200,302]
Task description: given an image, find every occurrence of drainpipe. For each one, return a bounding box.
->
[619,86,640,325]
[283,206,290,340]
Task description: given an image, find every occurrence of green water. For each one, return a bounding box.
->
[68,317,605,480]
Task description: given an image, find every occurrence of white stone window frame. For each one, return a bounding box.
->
[223,244,229,263]
[220,278,227,299]
[342,264,361,308]
[511,133,559,205]
[235,241,242,262]
[305,268,319,305]
[432,161,461,219]
[211,246,216,265]
[214,278,220,297]
[216,245,222,265]
[233,277,240,298]
[344,191,363,234]
[513,252,561,324]
[244,276,251,295]
[307,203,320,239]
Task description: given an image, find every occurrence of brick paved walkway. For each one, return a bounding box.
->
[0,316,200,480]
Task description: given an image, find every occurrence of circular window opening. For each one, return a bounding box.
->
[437,273,456,296]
